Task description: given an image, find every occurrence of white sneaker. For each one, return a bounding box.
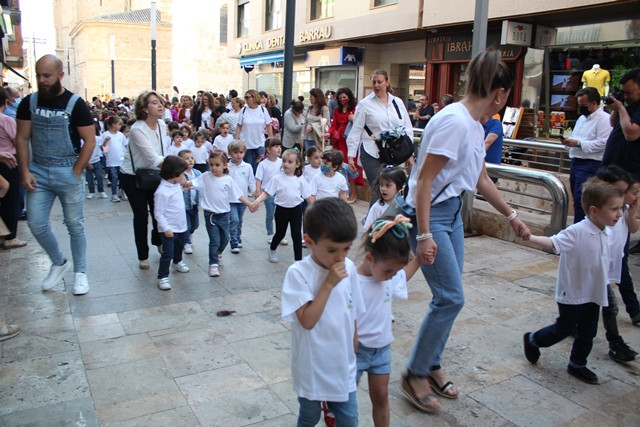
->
[267,236,273,244]
[217,253,223,264]
[118,189,128,201]
[183,243,193,254]
[158,277,171,290]
[111,195,121,202]
[231,247,240,254]
[208,264,220,277]
[280,238,288,246]
[86,193,95,199]
[42,259,72,291]
[237,242,243,248]
[268,249,279,263]
[73,272,90,295]
[172,261,190,273]
[99,192,108,199]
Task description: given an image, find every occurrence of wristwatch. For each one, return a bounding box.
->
[576,141,581,147]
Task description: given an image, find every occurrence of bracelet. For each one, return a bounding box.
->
[416,233,433,241]
[506,209,518,221]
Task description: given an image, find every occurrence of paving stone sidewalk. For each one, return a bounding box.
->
[1,196,639,426]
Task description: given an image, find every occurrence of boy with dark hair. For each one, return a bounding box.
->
[523,178,625,384]
[282,198,364,426]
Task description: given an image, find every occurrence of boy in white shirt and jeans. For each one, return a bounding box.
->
[523,178,624,384]
[281,198,365,426]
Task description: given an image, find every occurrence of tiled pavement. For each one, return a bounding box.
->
[1,194,639,426]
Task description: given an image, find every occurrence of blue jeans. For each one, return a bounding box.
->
[185,205,199,243]
[359,145,382,207]
[408,196,464,375]
[204,211,229,265]
[107,166,120,196]
[86,161,104,193]
[244,146,265,174]
[264,194,275,236]
[304,139,316,150]
[356,343,391,382]
[158,232,186,279]
[569,158,600,223]
[27,162,87,273]
[297,392,358,427]
[229,203,246,248]
[532,302,600,367]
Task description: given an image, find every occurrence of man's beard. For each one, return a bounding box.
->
[38,79,62,101]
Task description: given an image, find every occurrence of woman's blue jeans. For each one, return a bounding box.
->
[408,196,465,375]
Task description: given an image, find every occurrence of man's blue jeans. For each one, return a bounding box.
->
[27,162,86,273]
[204,211,229,265]
[229,203,246,248]
[408,196,464,375]
[569,158,600,223]
[297,392,358,427]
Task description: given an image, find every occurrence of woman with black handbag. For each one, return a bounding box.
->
[120,90,167,270]
[346,69,414,205]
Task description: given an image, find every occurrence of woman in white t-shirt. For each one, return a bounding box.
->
[401,50,530,413]
[236,90,273,173]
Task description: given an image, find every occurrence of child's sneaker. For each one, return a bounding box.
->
[237,242,243,248]
[158,277,171,290]
[608,341,638,362]
[99,192,108,199]
[231,247,240,254]
[267,235,273,244]
[118,189,128,201]
[172,261,190,273]
[217,253,223,263]
[268,249,279,263]
[86,193,95,199]
[208,264,220,277]
[111,194,121,202]
[280,238,288,246]
[567,364,598,384]
[184,243,193,254]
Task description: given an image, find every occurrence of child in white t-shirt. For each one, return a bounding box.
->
[309,149,348,203]
[357,215,421,426]
[228,140,256,252]
[255,137,283,243]
[192,131,213,173]
[252,149,312,262]
[303,146,322,184]
[281,198,365,426]
[213,121,234,155]
[523,178,624,384]
[167,130,187,156]
[101,116,128,202]
[363,166,406,231]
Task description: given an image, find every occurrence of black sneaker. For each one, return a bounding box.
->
[631,312,640,326]
[523,332,540,364]
[609,341,638,363]
[567,364,598,384]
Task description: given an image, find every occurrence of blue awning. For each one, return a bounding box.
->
[239,52,284,67]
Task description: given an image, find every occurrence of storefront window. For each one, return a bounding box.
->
[310,0,334,20]
[256,65,311,105]
[237,0,249,38]
[317,68,357,96]
[373,0,397,7]
[220,4,228,44]
[265,0,282,31]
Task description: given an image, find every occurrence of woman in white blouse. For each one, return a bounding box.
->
[346,69,414,203]
[236,89,273,173]
[120,90,168,270]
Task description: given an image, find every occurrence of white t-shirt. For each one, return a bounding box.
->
[228,161,256,201]
[102,131,128,167]
[255,157,283,187]
[406,103,485,207]
[550,218,612,306]
[363,200,389,231]
[213,134,234,154]
[193,142,213,164]
[608,209,629,283]
[357,269,408,348]
[282,256,365,401]
[303,164,321,184]
[154,180,187,233]
[310,173,348,199]
[167,143,188,157]
[191,173,245,214]
[183,138,195,150]
[264,173,311,208]
[238,105,272,149]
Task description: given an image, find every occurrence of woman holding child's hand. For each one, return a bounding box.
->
[401,50,530,413]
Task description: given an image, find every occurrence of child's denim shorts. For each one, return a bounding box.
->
[356,343,391,382]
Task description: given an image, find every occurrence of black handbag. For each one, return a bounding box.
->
[365,99,414,166]
[129,124,164,191]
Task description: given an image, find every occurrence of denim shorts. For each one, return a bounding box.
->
[356,343,391,381]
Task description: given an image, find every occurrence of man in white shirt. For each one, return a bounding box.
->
[561,86,612,223]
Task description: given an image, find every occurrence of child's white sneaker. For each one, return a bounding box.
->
[231,247,240,253]
[111,195,121,202]
[280,238,288,246]
[86,193,95,199]
[172,261,190,273]
[268,249,279,263]
[158,277,171,290]
[208,264,220,277]
[118,189,128,201]
[183,243,193,254]
[99,192,108,199]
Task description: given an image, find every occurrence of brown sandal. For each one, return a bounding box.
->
[400,371,440,413]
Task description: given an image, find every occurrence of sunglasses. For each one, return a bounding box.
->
[244,96,251,99]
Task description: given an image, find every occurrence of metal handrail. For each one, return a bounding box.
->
[484,163,569,233]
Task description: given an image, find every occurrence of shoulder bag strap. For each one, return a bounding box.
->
[391,99,402,120]
[431,182,452,206]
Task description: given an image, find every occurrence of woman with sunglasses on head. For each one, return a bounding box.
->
[235,90,273,173]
